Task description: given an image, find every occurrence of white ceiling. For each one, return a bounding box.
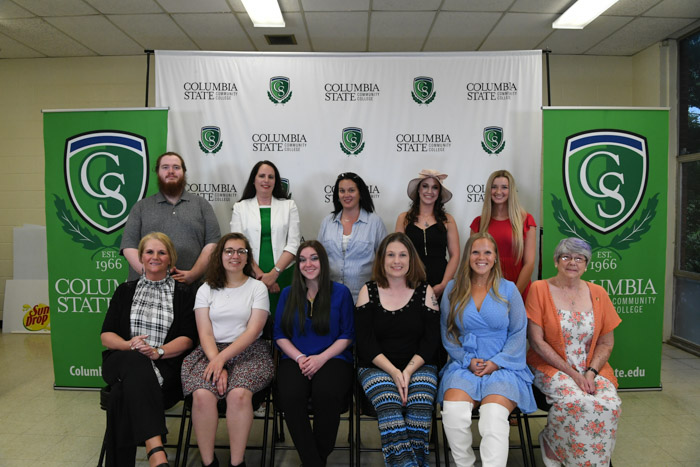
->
[0,0,698,58]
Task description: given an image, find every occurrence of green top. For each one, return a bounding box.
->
[258,207,293,316]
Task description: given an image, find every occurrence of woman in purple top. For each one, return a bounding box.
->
[274,240,355,467]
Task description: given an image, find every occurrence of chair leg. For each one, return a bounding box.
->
[181,408,195,467]
[173,402,189,467]
[432,408,441,467]
[513,412,529,467]
[260,393,271,467]
[522,413,537,467]
[97,429,107,467]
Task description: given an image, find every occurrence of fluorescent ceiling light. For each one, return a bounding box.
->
[553,0,619,29]
[241,0,285,28]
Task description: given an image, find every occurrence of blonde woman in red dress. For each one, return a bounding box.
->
[471,170,536,300]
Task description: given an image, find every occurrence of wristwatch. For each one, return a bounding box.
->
[274,266,282,273]
[156,347,165,359]
[585,366,598,376]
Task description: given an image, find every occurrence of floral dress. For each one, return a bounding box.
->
[533,308,621,466]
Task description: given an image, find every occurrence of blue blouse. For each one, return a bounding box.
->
[274,281,355,364]
[317,208,387,302]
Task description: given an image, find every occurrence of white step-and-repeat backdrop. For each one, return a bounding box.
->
[155,50,542,243]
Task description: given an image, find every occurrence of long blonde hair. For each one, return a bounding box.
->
[477,170,526,262]
[446,233,507,345]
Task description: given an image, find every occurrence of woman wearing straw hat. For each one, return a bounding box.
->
[396,169,460,298]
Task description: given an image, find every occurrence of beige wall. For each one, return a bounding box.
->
[0,47,672,322]
[0,55,155,317]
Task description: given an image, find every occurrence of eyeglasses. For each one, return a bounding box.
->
[559,255,587,264]
[224,248,248,257]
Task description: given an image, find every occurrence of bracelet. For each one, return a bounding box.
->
[295,354,306,362]
[586,366,599,376]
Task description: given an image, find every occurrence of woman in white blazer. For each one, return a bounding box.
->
[230,160,301,316]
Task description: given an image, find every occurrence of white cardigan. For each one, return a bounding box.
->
[229,197,301,269]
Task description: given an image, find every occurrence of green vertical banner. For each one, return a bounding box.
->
[543,107,668,390]
[43,108,168,388]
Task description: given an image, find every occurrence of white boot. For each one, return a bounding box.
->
[441,400,475,467]
[478,403,511,467]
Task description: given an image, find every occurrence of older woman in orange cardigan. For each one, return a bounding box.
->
[526,238,621,467]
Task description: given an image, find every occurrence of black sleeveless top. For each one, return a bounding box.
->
[405,223,448,287]
[355,281,440,369]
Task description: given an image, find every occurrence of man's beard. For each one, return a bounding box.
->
[158,174,186,198]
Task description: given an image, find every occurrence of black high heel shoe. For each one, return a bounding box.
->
[202,454,219,467]
[147,446,170,467]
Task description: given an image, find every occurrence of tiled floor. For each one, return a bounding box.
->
[0,332,699,466]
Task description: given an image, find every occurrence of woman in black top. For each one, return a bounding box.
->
[355,232,440,467]
[101,232,196,467]
[395,169,460,298]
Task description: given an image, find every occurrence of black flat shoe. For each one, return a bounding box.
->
[147,445,170,467]
[202,454,219,467]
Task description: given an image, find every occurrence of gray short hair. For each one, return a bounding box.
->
[553,237,591,263]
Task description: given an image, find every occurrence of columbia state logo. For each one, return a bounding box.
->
[199,126,223,154]
[64,131,148,234]
[268,76,292,104]
[481,126,506,155]
[412,77,436,105]
[339,127,365,156]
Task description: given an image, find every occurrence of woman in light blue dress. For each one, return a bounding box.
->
[438,232,535,467]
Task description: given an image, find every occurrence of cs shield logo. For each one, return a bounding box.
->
[268,76,292,104]
[199,126,223,154]
[340,127,365,156]
[481,126,506,154]
[412,77,436,105]
[65,131,149,234]
[564,130,648,234]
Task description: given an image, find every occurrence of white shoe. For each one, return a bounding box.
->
[539,431,562,467]
[478,403,510,467]
[441,400,476,467]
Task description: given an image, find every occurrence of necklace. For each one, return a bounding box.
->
[554,279,579,308]
[224,277,247,298]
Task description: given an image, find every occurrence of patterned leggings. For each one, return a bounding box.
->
[358,365,438,467]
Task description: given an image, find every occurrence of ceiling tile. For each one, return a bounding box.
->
[510,0,571,14]
[107,14,199,50]
[0,18,95,56]
[424,11,501,51]
[46,16,143,55]
[85,0,163,14]
[172,13,254,51]
[373,0,443,11]
[369,11,434,51]
[237,11,310,51]
[442,0,514,12]
[305,11,368,51]
[644,0,700,18]
[668,18,700,38]
[0,32,43,57]
[301,0,369,12]
[11,0,97,16]
[540,15,634,55]
[157,0,231,14]
[587,16,695,55]
[604,0,661,16]
[0,1,34,18]
[480,12,556,50]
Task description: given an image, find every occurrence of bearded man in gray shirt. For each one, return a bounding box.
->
[120,152,221,284]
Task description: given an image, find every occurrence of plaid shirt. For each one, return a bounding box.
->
[130,275,175,385]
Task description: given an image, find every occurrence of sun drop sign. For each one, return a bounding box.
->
[23,303,50,331]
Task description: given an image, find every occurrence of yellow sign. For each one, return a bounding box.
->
[23,303,50,331]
